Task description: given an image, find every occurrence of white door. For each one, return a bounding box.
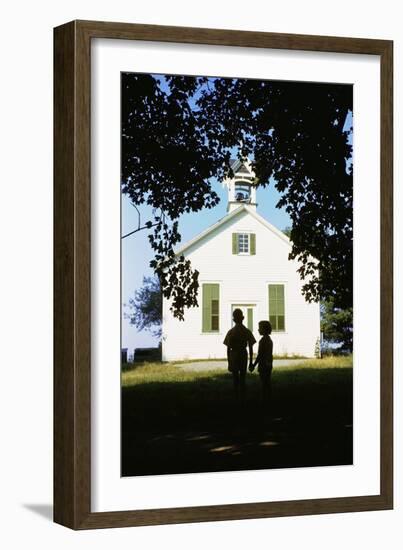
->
[231,304,256,334]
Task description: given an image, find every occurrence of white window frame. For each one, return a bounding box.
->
[237,232,250,255]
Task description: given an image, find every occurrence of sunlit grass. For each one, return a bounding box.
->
[121,355,352,388]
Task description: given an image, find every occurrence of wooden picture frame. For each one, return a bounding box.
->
[54,20,393,529]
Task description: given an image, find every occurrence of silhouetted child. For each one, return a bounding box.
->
[249,321,273,412]
[223,308,256,401]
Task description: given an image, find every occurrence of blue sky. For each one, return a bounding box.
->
[121,177,291,354]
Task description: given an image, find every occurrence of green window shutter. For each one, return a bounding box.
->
[202,284,219,332]
[250,233,256,255]
[210,284,219,302]
[268,284,285,331]
[202,284,212,332]
[277,285,285,314]
[232,233,238,254]
[268,285,277,331]
[247,307,253,332]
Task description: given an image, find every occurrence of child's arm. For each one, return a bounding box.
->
[223,332,232,372]
[249,343,260,371]
[248,341,254,367]
[268,337,273,362]
[225,345,233,372]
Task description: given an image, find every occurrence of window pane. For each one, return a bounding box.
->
[237,233,249,253]
[211,299,219,315]
[278,315,285,331]
[211,315,219,331]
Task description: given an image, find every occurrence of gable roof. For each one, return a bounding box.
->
[229,157,254,176]
[175,205,291,256]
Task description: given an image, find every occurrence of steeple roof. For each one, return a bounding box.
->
[229,158,253,176]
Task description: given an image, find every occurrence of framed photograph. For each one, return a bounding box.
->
[54,20,393,529]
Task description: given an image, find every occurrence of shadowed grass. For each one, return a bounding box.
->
[121,356,353,476]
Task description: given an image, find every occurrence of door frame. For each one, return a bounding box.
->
[231,303,256,333]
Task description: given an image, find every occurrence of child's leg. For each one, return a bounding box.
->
[232,370,240,399]
[260,371,272,408]
[265,374,272,405]
[239,367,246,401]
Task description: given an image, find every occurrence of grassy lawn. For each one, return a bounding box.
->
[121,356,353,477]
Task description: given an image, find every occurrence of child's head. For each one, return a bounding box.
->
[258,320,272,335]
[232,308,244,324]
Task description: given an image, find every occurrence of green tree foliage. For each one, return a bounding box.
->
[126,277,162,338]
[122,74,228,319]
[197,79,352,310]
[321,299,353,352]
[122,74,353,319]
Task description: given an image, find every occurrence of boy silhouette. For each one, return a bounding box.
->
[249,320,273,411]
[223,308,256,400]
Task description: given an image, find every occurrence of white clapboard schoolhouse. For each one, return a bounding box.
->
[162,159,320,361]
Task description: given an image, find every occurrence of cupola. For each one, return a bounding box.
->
[224,158,257,212]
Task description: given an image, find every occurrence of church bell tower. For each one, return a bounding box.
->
[224,158,257,213]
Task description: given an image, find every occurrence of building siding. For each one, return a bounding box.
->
[162,209,320,361]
